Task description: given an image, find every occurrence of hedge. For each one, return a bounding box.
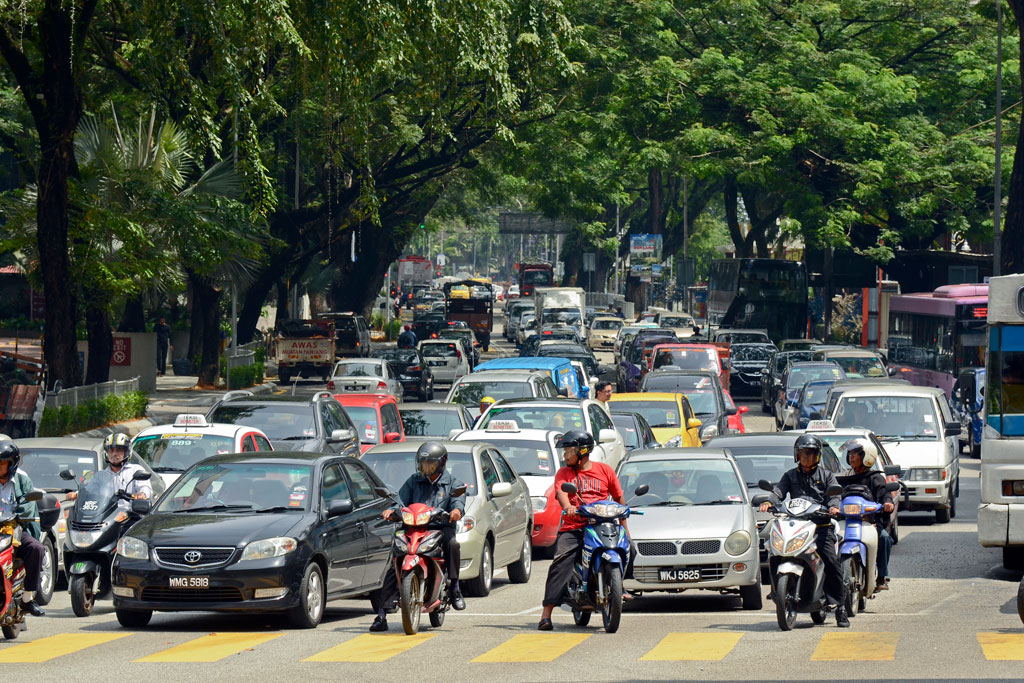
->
[222,347,266,390]
[38,391,149,437]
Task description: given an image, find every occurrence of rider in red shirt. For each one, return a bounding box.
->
[538,429,626,630]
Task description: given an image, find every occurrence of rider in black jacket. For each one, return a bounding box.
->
[759,433,849,627]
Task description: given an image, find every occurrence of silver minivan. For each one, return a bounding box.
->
[418,339,470,384]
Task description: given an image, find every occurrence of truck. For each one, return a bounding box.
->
[516,262,554,298]
[442,279,493,351]
[0,352,45,438]
[397,256,434,290]
[534,286,587,341]
[274,319,336,383]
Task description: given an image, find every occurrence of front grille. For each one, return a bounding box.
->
[679,540,721,555]
[141,586,243,602]
[154,547,235,569]
[637,541,677,556]
[634,563,729,584]
[70,521,104,531]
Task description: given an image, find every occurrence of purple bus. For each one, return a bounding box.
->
[886,283,987,396]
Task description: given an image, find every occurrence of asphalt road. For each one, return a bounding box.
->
[7,314,1024,681]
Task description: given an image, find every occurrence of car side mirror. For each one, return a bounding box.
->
[560,482,578,495]
[944,422,962,437]
[884,465,902,477]
[330,428,355,443]
[60,469,76,481]
[757,479,773,492]
[557,387,568,397]
[739,406,749,414]
[131,498,151,515]
[751,493,771,507]
[887,366,897,376]
[687,418,702,430]
[327,498,354,517]
[133,470,152,481]
[885,482,901,493]
[491,482,513,498]
[726,405,738,416]
[598,428,618,444]
[827,485,843,497]
[383,432,402,444]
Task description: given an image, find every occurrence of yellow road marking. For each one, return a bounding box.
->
[304,633,436,662]
[978,632,1024,660]
[0,633,131,663]
[811,632,899,661]
[136,632,282,663]
[472,634,591,663]
[640,633,743,661]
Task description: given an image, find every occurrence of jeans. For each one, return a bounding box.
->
[876,525,893,581]
[156,342,169,374]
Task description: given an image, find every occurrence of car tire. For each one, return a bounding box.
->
[972,441,981,459]
[279,368,292,384]
[36,537,56,606]
[464,541,493,597]
[1004,547,1024,571]
[116,608,153,628]
[287,562,325,629]
[950,489,957,519]
[506,532,532,584]
[935,503,951,524]
[740,582,762,610]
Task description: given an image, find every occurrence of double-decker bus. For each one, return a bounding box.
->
[886,283,987,397]
[706,259,808,342]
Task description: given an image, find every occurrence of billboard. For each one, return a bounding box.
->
[629,234,663,259]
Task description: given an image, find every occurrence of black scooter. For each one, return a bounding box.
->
[60,468,151,617]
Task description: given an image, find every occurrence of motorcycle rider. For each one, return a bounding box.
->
[840,438,896,591]
[538,429,627,630]
[397,324,417,349]
[479,396,496,417]
[102,434,153,509]
[759,433,849,627]
[372,441,466,632]
[0,442,45,616]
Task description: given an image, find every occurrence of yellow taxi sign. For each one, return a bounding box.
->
[805,419,836,432]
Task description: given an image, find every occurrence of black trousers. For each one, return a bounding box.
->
[15,534,43,593]
[816,526,846,607]
[374,527,460,613]
[157,342,169,374]
[542,529,583,607]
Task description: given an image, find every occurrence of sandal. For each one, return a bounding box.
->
[537,617,553,631]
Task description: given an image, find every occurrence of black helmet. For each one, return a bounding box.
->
[0,440,20,476]
[415,441,448,479]
[557,429,595,459]
[793,433,823,464]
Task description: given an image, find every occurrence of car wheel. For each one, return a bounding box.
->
[740,582,762,610]
[935,502,951,524]
[36,537,56,606]
[950,489,957,519]
[506,532,532,584]
[972,441,981,459]
[288,562,325,629]
[464,541,493,597]
[116,608,153,628]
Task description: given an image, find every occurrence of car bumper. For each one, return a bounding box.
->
[398,375,425,393]
[111,554,307,614]
[456,530,485,579]
[625,548,758,592]
[903,479,952,508]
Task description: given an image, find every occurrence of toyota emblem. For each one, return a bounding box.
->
[183,550,202,564]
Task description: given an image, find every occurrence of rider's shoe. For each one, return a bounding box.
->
[835,606,850,628]
[451,586,466,611]
[369,615,388,632]
[20,600,44,617]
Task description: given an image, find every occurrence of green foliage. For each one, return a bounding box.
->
[38,391,149,437]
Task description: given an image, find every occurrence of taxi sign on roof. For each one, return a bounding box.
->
[805,419,836,432]
[486,420,520,432]
[173,414,209,428]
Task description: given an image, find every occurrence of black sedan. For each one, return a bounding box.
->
[639,369,735,442]
[111,452,396,629]
[760,350,814,415]
[729,342,778,398]
[373,347,435,400]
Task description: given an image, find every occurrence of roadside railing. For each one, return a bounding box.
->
[44,376,140,410]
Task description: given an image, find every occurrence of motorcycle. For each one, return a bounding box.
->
[0,488,56,640]
[836,475,901,616]
[754,480,842,631]
[390,484,467,635]
[558,481,646,634]
[60,467,152,617]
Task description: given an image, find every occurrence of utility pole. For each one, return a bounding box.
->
[994,0,1004,276]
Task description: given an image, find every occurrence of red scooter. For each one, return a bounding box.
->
[393,485,466,635]
[0,489,46,640]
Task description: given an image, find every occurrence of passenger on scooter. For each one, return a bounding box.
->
[0,442,45,617]
[102,434,153,509]
[759,433,849,627]
[373,441,467,632]
[538,429,627,631]
[840,438,895,591]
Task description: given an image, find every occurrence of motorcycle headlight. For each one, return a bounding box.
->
[843,503,863,515]
[0,534,11,552]
[784,529,811,555]
[116,536,148,561]
[393,531,409,554]
[402,511,416,526]
[770,527,784,553]
[70,528,104,548]
[663,434,683,448]
[724,529,751,556]
[415,511,433,526]
[530,496,548,513]
[240,537,297,561]
[418,531,443,553]
[590,502,626,518]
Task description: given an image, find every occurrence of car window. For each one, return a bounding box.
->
[937,395,954,425]
[322,463,352,504]
[480,454,500,494]
[241,435,257,452]
[590,404,613,435]
[490,450,518,483]
[253,434,272,451]
[344,462,380,507]
[382,404,402,435]
[207,404,318,442]
[321,403,342,435]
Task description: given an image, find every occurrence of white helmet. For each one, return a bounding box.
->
[103,432,131,467]
[842,437,877,468]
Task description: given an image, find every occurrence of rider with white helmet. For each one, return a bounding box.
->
[103,433,152,510]
[841,437,896,591]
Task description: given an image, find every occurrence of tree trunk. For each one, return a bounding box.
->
[118,296,146,332]
[724,176,748,257]
[332,229,398,319]
[192,278,223,388]
[186,279,203,370]
[84,304,112,384]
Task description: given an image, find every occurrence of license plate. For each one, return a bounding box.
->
[428,360,446,366]
[659,568,701,582]
[345,385,362,391]
[169,576,209,589]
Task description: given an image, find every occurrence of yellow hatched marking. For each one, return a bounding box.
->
[978,632,1024,660]
[472,633,591,663]
[810,632,899,661]
[304,633,437,662]
[640,633,743,661]
[136,632,282,663]
[0,633,131,663]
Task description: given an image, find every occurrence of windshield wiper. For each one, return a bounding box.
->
[253,506,295,513]
[699,499,740,505]
[643,500,690,507]
[649,423,679,429]
[173,504,252,513]
[152,466,184,472]
[279,436,313,441]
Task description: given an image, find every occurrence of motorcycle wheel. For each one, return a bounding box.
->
[572,606,591,626]
[774,574,798,631]
[70,574,96,617]
[2,621,20,640]
[400,571,423,635]
[428,608,445,628]
[36,537,56,606]
[600,564,623,634]
[842,556,861,617]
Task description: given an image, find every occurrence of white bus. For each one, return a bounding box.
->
[978,273,1024,570]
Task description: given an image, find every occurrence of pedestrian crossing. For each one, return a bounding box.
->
[1,629,1023,664]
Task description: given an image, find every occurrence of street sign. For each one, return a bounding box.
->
[436,254,447,266]
[582,253,596,272]
[111,337,132,366]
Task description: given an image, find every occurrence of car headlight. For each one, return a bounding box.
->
[457,516,475,533]
[393,531,409,554]
[240,537,298,561]
[116,536,149,560]
[724,529,751,555]
[590,502,626,518]
[418,531,443,553]
[530,496,548,512]
[70,528,104,548]
[910,468,943,481]
[663,434,683,448]
[699,424,719,441]
[784,529,811,555]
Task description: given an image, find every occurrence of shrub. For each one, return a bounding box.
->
[37,390,149,437]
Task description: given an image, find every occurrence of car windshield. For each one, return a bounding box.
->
[480,406,586,431]
[449,381,532,406]
[660,316,693,328]
[608,400,680,428]
[374,349,418,364]
[618,458,744,505]
[157,463,313,512]
[207,404,317,442]
[343,406,382,444]
[19,448,98,490]
[133,433,238,471]
[800,381,834,406]
[729,452,795,487]
[400,408,464,436]
[333,362,382,378]
[829,355,887,378]
[610,415,641,449]
[834,395,941,440]
[652,349,717,371]
[421,343,459,358]
[732,344,776,362]
[362,450,479,496]
[643,373,716,393]
[593,319,623,331]
[789,365,843,388]
[485,439,559,476]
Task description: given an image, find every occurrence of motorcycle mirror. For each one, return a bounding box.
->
[757,479,773,492]
[885,481,901,492]
[827,485,843,497]
[751,493,771,507]
[20,490,42,503]
[59,469,76,481]
[560,482,578,495]
[133,470,152,481]
[633,483,649,497]
[883,465,902,477]
[451,485,467,497]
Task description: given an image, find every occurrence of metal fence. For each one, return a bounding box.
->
[224,341,262,390]
[44,376,141,410]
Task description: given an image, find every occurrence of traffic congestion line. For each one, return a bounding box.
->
[303,633,437,662]
[0,632,130,663]
[134,632,283,663]
[810,632,899,661]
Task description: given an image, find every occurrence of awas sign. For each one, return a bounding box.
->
[111,337,132,366]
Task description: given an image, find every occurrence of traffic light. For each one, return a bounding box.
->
[420,223,425,230]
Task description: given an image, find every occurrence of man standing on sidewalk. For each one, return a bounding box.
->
[154,317,171,376]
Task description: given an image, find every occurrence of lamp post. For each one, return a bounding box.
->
[994,0,1003,276]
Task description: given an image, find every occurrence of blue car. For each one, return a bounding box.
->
[794,379,837,430]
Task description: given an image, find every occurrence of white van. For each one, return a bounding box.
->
[418,339,470,384]
[828,385,961,523]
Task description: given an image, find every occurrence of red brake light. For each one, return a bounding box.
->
[431,333,438,339]
[327,380,335,390]
[377,381,388,390]
[407,366,421,372]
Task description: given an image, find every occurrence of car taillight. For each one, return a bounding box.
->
[407,366,421,372]
[356,341,360,347]
[327,380,335,390]
[377,381,388,390]
[431,333,438,339]
[456,350,462,359]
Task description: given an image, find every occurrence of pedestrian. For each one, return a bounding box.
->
[154,317,171,376]
[594,381,613,414]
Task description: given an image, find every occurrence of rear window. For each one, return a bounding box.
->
[400,409,463,436]
[208,404,317,442]
[335,317,356,332]
[421,343,459,357]
[343,406,382,443]
[593,319,622,331]
[449,380,532,406]
[333,362,383,377]
[652,349,717,372]
[607,400,680,428]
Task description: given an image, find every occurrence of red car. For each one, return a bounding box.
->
[332,394,406,454]
[723,390,748,433]
[531,484,561,550]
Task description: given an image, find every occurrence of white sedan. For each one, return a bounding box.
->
[326,359,402,399]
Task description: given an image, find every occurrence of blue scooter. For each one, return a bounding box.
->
[558,482,646,633]
[836,475,901,617]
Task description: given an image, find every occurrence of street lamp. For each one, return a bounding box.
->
[994,0,1003,276]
